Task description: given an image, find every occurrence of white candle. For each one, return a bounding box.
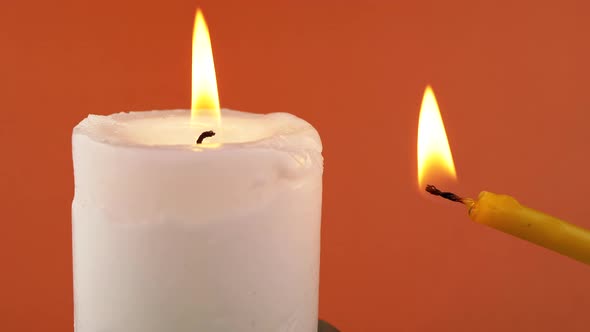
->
[72,109,323,331]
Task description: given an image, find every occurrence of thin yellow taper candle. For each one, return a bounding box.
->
[426,185,590,265]
[417,85,590,265]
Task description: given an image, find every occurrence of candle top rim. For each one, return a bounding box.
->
[73,109,322,153]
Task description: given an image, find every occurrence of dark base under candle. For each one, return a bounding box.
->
[319,320,340,331]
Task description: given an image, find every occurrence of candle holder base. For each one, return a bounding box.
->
[319,319,340,332]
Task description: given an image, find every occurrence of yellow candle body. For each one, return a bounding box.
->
[468,191,590,265]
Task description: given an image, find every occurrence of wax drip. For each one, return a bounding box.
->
[196,130,216,144]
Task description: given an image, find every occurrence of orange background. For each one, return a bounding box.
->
[2,0,590,331]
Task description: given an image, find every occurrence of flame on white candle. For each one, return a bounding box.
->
[191,8,220,124]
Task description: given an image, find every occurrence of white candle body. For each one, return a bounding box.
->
[72,110,323,332]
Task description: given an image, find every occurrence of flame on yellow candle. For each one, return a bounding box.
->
[417,85,456,188]
[191,8,220,124]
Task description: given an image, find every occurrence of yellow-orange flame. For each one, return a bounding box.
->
[191,8,220,123]
[417,85,456,188]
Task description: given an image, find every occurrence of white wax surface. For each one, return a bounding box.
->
[72,109,323,332]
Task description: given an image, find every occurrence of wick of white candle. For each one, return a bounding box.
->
[196,130,216,144]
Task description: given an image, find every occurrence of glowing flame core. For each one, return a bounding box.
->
[417,86,456,188]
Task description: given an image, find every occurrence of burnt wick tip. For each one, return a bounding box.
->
[196,130,216,144]
[425,184,464,203]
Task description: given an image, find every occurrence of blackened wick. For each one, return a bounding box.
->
[196,130,216,144]
[425,184,464,203]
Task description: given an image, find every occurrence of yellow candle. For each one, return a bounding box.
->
[464,191,590,265]
[426,185,590,265]
[417,85,590,265]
